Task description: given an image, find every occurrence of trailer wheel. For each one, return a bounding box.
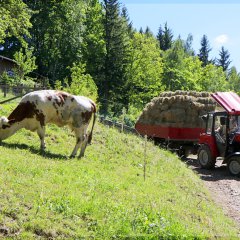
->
[228,157,240,177]
[197,145,216,169]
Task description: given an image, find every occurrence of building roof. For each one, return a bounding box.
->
[211,92,240,115]
[0,55,17,64]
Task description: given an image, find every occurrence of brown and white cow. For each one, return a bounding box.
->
[0,90,96,158]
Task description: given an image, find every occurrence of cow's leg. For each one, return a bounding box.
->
[37,126,46,150]
[78,133,88,158]
[70,127,88,158]
[70,136,82,158]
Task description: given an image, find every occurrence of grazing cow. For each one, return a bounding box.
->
[0,90,96,158]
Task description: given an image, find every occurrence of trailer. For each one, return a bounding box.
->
[135,91,216,156]
[135,123,204,156]
[135,92,240,177]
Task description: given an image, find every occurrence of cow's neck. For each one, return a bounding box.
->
[0,121,23,140]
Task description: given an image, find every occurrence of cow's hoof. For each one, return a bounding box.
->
[69,155,76,159]
[78,153,84,159]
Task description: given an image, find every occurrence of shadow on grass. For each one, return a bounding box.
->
[0,142,69,160]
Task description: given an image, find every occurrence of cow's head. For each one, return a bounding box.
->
[0,116,10,129]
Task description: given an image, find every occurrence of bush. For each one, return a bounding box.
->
[59,63,98,102]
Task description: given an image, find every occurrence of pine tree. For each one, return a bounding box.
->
[81,0,105,87]
[157,22,173,51]
[216,46,232,72]
[121,6,133,35]
[184,34,194,56]
[102,0,131,114]
[145,26,153,37]
[198,34,212,66]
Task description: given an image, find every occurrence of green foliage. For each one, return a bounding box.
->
[227,67,240,94]
[198,35,212,66]
[26,0,86,84]
[124,104,142,127]
[0,72,13,85]
[184,34,195,56]
[0,101,238,238]
[102,0,131,114]
[62,64,98,102]
[13,48,36,79]
[127,32,164,109]
[157,22,174,51]
[162,39,197,91]
[200,64,227,91]
[216,46,232,72]
[81,0,105,86]
[0,47,37,87]
[162,39,227,92]
[2,0,240,120]
[2,48,37,87]
[121,6,134,36]
[0,0,32,46]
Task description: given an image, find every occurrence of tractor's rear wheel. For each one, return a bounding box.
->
[197,145,216,169]
[228,157,240,177]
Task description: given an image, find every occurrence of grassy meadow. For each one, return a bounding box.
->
[0,99,239,239]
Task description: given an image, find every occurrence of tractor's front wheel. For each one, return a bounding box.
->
[228,157,240,177]
[197,145,216,169]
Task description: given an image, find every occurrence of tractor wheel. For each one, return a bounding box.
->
[228,157,240,177]
[197,145,216,169]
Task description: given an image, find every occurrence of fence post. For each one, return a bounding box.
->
[144,135,147,181]
[3,85,7,98]
[121,107,126,133]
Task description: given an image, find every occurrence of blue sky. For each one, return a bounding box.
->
[119,0,240,70]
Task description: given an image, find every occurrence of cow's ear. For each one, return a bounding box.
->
[2,123,10,129]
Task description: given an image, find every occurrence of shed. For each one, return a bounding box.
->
[0,55,17,76]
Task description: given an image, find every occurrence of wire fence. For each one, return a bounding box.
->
[98,115,137,134]
[0,83,45,104]
[0,84,139,136]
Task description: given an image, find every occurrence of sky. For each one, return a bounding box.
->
[119,0,240,70]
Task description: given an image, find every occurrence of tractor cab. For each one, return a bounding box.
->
[198,92,240,177]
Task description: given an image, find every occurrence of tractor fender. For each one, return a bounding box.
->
[223,152,240,164]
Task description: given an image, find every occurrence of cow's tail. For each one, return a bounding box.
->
[88,102,97,144]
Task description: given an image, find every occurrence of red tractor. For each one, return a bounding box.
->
[198,92,240,177]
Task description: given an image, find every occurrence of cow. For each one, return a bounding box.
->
[0,90,96,158]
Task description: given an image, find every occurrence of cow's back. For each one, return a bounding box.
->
[21,90,95,126]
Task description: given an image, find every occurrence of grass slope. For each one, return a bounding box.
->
[0,101,238,239]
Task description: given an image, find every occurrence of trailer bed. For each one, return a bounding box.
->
[135,122,204,142]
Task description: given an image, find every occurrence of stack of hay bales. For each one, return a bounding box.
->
[137,91,217,128]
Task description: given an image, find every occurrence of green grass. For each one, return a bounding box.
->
[0,101,239,239]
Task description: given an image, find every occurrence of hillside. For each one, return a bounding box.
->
[0,101,239,239]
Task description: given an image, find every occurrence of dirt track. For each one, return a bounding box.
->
[187,157,240,232]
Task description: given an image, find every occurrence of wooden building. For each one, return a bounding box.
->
[0,55,17,76]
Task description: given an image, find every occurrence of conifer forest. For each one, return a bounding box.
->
[1,0,239,125]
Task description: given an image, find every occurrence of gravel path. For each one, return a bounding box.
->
[187,157,240,232]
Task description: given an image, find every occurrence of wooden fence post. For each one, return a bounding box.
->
[121,107,126,133]
[3,85,7,98]
[144,135,147,181]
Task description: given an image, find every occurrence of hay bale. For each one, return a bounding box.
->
[137,91,217,128]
